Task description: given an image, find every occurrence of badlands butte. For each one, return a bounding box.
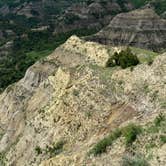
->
[90,8,166,52]
[0,7,166,166]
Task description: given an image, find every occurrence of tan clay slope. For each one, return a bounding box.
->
[39,52,166,166]
[0,36,165,166]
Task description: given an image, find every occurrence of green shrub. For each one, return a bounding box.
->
[89,129,122,156]
[85,111,92,118]
[0,152,6,166]
[46,140,65,157]
[146,113,166,134]
[35,140,65,157]
[90,124,142,156]
[122,124,142,145]
[107,47,140,69]
[154,113,165,127]
[35,146,42,155]
[160,135,166,144]
[122,154,149,166]
[73,89,79,96]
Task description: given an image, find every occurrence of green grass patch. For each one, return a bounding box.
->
[160,102,166,109]
[89,124,142,156]
[145,142,157,151]
[122,124,142,146]
[154,113,165,127]
[35,140,66,157]
[89,64,117,82]
[160,135,166,144]
[122,154,149,166]
[0,152,6,166]
[25,49,53,64]
[146,113,166,134]
[89,115,166,157]
[46,140,65,157]
[130,47,158,64]
[89,129,122,156]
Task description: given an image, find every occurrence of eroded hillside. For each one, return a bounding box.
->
[91,8,166,52]
[0,36,165,166]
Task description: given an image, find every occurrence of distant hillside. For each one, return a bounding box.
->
[0,0,135,91]
[90,8,166,52]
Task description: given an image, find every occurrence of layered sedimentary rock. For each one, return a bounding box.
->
[92,8,166,52]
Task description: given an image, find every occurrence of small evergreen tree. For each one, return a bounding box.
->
[107,47,139,69]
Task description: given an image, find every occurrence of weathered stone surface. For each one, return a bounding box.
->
[0,36,165,166]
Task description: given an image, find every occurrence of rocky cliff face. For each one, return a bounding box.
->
[0,36,165,166]
[91,8,166,52]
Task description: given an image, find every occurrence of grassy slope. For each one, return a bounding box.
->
[130,47,158,63]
